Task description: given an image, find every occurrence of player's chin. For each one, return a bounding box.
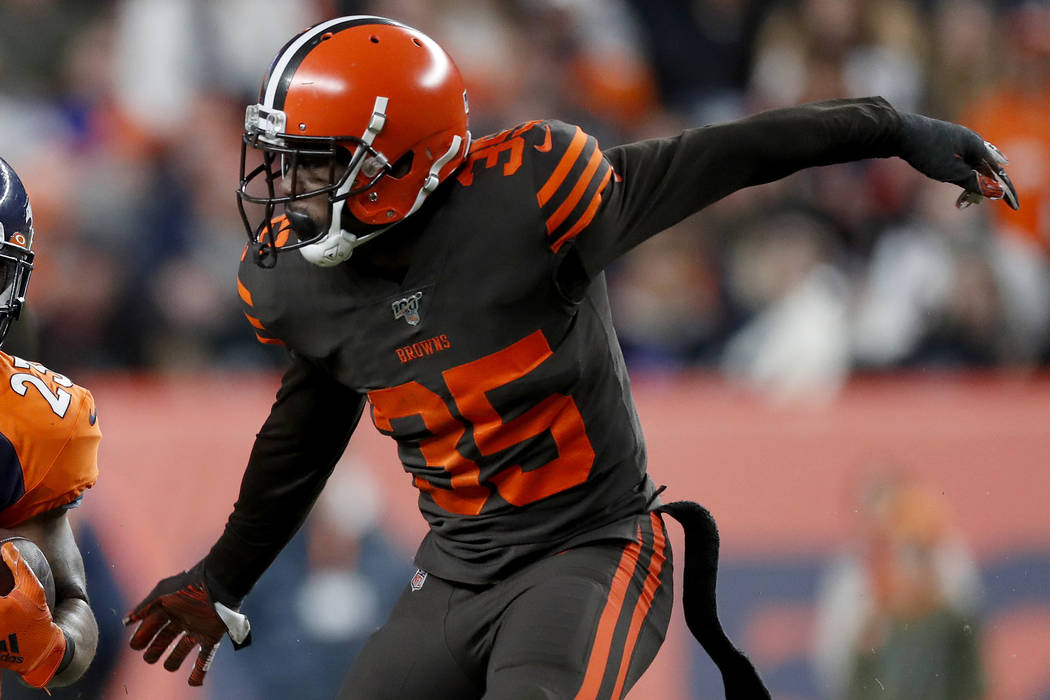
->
[285,206,328,240]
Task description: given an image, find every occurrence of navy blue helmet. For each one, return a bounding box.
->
[0,157,35,348]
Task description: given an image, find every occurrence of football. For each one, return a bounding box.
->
[0,533,57,612]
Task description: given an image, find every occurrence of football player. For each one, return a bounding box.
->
[124,16,1018,700]
[0,157,101,690]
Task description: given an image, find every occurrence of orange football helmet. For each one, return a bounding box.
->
[237,16,471,267]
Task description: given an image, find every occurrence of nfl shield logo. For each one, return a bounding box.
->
[410,568,428,591]
[392,291,424,326]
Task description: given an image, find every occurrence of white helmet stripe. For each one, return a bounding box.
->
[263,16,379,108]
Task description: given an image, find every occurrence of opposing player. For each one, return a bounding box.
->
[123,16,1017,699]
[0,157,101,690]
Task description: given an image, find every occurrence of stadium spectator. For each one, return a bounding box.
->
[813,470,986,700]
[0,0,1044,378]
[961,1,1050,364]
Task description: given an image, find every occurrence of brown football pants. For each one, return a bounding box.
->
[338,511,672,700]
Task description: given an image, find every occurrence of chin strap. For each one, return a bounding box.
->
[299,226,391,267]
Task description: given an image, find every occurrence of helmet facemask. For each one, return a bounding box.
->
[0,156,35,348]
[0,241,33,348]
[237,115,391,267]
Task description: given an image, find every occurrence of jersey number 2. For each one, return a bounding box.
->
[9,356,73,418]
[369,330,595,515]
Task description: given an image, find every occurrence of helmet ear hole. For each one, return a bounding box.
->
[389,151,414,179]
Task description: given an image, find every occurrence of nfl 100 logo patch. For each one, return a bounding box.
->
[410,569,428,591]
[392,291,424,326]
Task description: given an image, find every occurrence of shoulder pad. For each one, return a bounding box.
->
[0,355,99,526]
[529,121,613,252]
[454,121,613,251]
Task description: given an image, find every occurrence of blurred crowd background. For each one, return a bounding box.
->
[1,1,1049,699]
[0,0,1048,398]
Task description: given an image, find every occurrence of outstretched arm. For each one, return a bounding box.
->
[575,97,1017,275]
[6,508,99,687]
[204,355,366,602]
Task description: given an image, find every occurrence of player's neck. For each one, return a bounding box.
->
[346,221,422,284]
[342,185,444,283]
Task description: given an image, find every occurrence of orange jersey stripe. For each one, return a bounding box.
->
[575,528,644,700]
[242,312,266,330]
[267,215,293,248]
[537,126,588,207]
[470,128,513,154]
[255,333,284,346]
[609,513,668,699]
[550,167,613,253]
[274,226,290,248]
[545,146,605,235]
[511,120,543,139]
[237,278,254,306]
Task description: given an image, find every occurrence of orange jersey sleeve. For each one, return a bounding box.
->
[0,352,100,528]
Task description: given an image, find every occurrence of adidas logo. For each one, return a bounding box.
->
[0,633,23,663]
